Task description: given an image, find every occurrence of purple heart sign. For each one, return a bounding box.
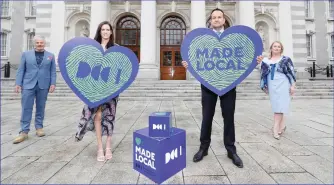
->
[181,25,263,96]
[58,37,139,108]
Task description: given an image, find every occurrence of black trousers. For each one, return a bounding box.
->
[199,84,237,154]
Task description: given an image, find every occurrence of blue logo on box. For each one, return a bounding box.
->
[149,112,172,138]
[133,127,186,184]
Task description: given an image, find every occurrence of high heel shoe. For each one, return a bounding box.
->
[105,148,112,160]
[97,150,105,162]
[278,126,287,135]
[272,128,280,140]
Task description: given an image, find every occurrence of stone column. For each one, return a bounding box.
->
[138,0,158,80]
[238,1,255,28]
[49,1,65,62]
[89,1,109,38]
[191,0,206,29]
[279,1,294,63]
[49,1,65,82]
[189,0,206,80]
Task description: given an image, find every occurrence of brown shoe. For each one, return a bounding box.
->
[13,133,28,144]
[36,129,45,137]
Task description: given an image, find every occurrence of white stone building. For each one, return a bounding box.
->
[1,0,333,80]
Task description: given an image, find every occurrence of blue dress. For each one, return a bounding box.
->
[262,57,291,114]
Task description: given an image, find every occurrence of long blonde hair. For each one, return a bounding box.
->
[269,41,284,59]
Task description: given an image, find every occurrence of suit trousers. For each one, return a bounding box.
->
[200,84,237,154]
[20,82,49,134]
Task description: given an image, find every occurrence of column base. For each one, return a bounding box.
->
[136,64,160,80]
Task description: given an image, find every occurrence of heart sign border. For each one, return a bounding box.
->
[181,25,263,96]
[58,37,139,108]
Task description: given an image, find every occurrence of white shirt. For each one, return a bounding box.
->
[213,28,224,35]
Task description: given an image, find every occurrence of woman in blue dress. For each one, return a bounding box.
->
[257,41,296,139]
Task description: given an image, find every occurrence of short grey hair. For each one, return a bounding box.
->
[33,35,46,42]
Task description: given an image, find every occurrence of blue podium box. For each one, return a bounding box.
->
[133,127,186,184]
[149,112,172,137]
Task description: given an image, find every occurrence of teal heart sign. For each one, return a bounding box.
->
[135,137,141,145]
[181,25,263,96]
[58,37,139,108]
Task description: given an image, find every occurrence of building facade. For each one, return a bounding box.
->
[1,0,333,80]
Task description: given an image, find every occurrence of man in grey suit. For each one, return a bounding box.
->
[13,35,56,144]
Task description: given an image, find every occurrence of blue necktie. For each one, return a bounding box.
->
[270,64,276,80]
[216,32,221,36]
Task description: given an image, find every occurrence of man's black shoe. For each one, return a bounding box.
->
[193,148,208,162]
[227,153,243,168]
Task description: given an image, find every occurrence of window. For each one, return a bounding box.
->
[1,32,8,57]
[329,0,334,18]
[306,34,313,57]
[28,1,36,16]
[331,35,334,58]
[27,32,35,50]
[116,16,140,46]
[1,0,9,17]
[160,16,186,46]
[305,0,311,18]
[116,15,141,61]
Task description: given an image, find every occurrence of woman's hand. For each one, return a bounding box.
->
[256,55,264,64]
[290,85,296,96]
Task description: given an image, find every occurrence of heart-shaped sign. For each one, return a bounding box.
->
[181,25,263,96]
[58,37,139,108]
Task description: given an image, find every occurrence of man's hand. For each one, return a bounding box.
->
[49,85,56,93]
[256,55,264,64]
[15,85,21,93]
[181,61,188,69]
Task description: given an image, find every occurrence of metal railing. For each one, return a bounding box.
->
[1,61,18,78]
[305,62,333,78]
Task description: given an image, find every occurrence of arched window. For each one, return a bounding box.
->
[160,16,186,46]
[116,15,140,46]
[159,15,187,80]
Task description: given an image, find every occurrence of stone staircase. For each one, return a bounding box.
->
[1,78,333,101]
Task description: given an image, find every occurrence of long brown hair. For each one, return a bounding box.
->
[269,41,284,59]
[93,21,114,49]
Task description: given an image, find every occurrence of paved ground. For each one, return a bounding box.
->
[1,99,333,184]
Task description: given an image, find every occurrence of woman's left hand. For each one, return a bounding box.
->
[290,85,295,96]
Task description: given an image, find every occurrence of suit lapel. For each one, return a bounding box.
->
[30,50,37,67]
[40,51,48,67]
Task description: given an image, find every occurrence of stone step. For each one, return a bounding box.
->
[2,78,333,85]
[1,88,333,94]
[2,91,333,97]
[2,95,333,101]
[2,83,333,89]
